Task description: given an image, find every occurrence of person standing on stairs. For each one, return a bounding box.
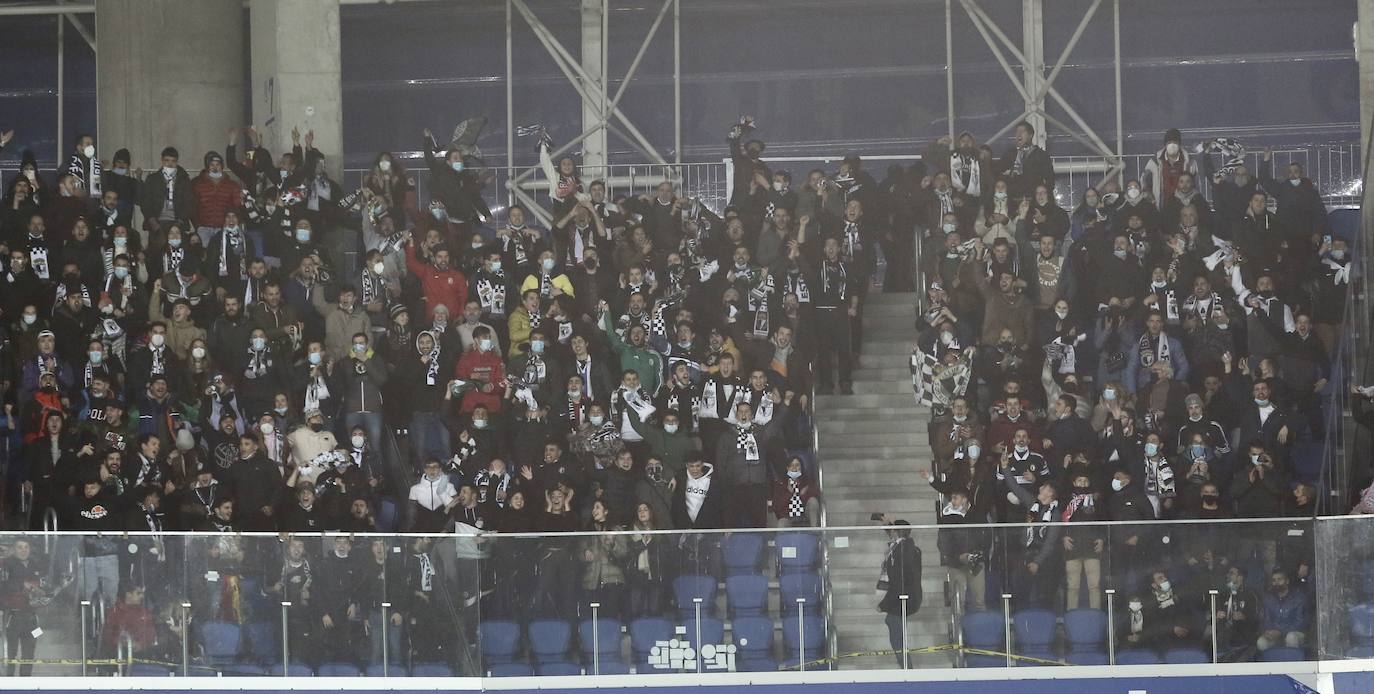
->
[877,516,923,666]
[806,236,858,394]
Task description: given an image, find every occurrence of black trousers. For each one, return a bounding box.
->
[814,307,853,389]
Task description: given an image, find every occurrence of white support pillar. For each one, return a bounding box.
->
[1021,0,1046,147]
[249,0,343,180]
[580,0,609,174]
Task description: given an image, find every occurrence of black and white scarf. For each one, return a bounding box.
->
[785,269,811,303]
[246,346,273,377]
[1137,331,1170,368]
[219,227,245,278]
[149,346,166,375]
[842,222,863,261]
[361,268,381,305]
[1181,292,1223,323]
[54,282,92,307]
[420,332,442,386]
[162,169,177,201]
[305,367,331,413]
[165,247,184,277]
[735,423,761,462]
[1322,257,1352,285]
[476,272,507,314]
[821,261,848,302]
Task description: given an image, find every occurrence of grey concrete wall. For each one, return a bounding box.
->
[95,0,245,171]
[250,0,343,180]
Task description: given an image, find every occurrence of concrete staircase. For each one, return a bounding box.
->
[814,292,955,670]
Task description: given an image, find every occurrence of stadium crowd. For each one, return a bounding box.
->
[0,112,1365,669]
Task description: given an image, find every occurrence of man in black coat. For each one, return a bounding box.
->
[998,121,1055,200]
[879,518,923,666]
[228,433,283,531]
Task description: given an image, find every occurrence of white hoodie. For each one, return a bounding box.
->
[409,475,456,511]
[683,463,714,521]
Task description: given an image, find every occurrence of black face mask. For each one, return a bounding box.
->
[309,422,324,433]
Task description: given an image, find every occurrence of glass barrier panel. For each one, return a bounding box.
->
[1315,516,1374,661]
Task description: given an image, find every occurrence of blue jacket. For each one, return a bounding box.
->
[1124,332,1190,394]
[1261,588,1308,634]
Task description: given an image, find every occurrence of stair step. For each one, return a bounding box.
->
[850,367,914,380]
[818,418,929,434]
[816,393,922,408]
[820,432,930,447]
[863,292,920,306]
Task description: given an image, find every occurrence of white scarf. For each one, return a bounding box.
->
[1323,257,1352,285]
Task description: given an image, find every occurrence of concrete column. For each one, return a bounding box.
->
[249,0,343,180]
[580,0,608,174]
[96,0,245,171]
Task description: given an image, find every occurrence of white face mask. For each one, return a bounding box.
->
[259,422,275,436]
[478,338,494,352]
[372,262,385,275]
[150,333,165,348]
[82,145,96,158]
[192,347,207,359]
[208,170,223,179]
[589,415,605,427]
[994,191,1007,200]
[1103,388,1116,401]
[541,258,556,271]
[378,160,392,172]
[1128,601,1143,612]
[274,406,289,416]
[351,435,366,449]
[942,223,957,234]
[251,337,266,350]
[22,314,37,325]
[162,166,176,176]
[664,423,679,434]
[1055,308,1069,320]
[1158,580,1172,593]
[1164,142,1180,156]
[1013,444,1028,454]
[1125,188,1141,201]
[1111,479,1125,492]
[772,181,786,192]
[471,419,487,429]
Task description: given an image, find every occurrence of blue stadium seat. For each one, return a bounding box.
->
[1360,563,1374,599]
[375,499,399,532]
[536,662,582,676]
[673,574,718,617]
[409,662,454,677]
[318,662,362,676]
[737,657,780,672]
[777,533,819,574]
[1260,647,1306,662]
[1329,208,1359,241]
[1063,609,1107,651]
[129,663,174,676]
[963,654,1009,668]
[682,616,725,651]
[528,619,573,664]
[781,615,825,661]
[779,573,823,615]
[243,621,279,663]
[365,663,406,676]
[223,663,270,676]
[1115,649,1162,665]
[961,611,1005,649]
[487,663,533,677]
[1163,648,1209,664]
[1350,603,1374,645]
[629,617,673,665]
[1013,609,1056,652]
[284,662,316,676]
[578,617,624,659]
[1065,651,1108,665]
[197,620,242,663]
[731,616,775,659]
[593,660,632,674]
[722,532,765,575]
[479,620,522,665]
[1290,441,1324,484]
[726,574,769,617]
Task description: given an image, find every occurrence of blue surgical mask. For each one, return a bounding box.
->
[542,257,556,271]
[252,337,267,350]
[353,343,367,354]
[88,351,103,364]
[1144,442,1159,457]
[295,229,311,243]
[430,207,445,221]
[530,340,545,354]
[451,161,465,173]
[786,470,802,479]
[279,168,290,179]
[489,260,502,273]
[478,338,494,352]
[113,267,129,279]
[168,238,182,248]
[1190,444,1207,459]
[1254,398,1270,408]
[1111,479,1125,492]
[664,423,680,435]
[308,352,323,365]
[112,167,128,176]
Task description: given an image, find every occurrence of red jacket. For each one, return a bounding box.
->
[771,474,819,520]
[406,243,468,322]
[454,348,505,414]
[190,173,243,229]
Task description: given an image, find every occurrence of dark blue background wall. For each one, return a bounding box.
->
[0,0,1358,168]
